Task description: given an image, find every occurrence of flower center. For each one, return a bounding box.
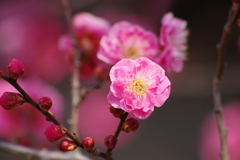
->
[129,79,148,96]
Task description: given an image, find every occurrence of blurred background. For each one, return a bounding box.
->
[0,0,240,160]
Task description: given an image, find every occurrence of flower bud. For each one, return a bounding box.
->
[44,125,66,142]
[109,106,125,118]
[82,137,95,150]
[0,70,3,77]
[0,92,25,110]
[7,59,25,80]
[94,65,110,80]
[57,137,77,152]
[38,97,52,111]
[122,118,139,133]
[104,135,118,149]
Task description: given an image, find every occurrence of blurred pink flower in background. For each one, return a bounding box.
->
[199,101,240,160]
[107,57,171,120]
[97,21,159,65]
[0,78,64,149]
[0,1,69,83]
[158,12,188,72]
[58,12,111,78]
[78,82,137,149]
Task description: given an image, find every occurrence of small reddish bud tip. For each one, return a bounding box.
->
[0,92,25,110]
[57,137,77,152]
[44,125,67,142]
[0,70,3,77]
[82,137,95,151]
[109,106,125,118]
[93,65,110,80]
[104,135,118,149]
[7,59,25,80]
[38,97,52,112]
[122,118,139,133]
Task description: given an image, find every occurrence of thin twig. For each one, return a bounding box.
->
[0,75,108,159]
[61,0,82,133]
[213,2,240,160]
[105,113,128,160]
[79,79,104,105]
[0,141,90,160]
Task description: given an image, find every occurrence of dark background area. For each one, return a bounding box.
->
[0,0,240,160]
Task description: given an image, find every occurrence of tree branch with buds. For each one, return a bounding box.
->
[213,1,240,160]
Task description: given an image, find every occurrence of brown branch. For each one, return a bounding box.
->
[61,0,81,133]
[105,113,128,160]
[213,2,240,160]
[0,141,90,160]
[0,75,108,159]
[79,79,104,105]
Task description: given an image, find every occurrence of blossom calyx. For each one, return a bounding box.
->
[109,106,125,118]
[104,135,118,149]
[0,92,25,110]
[44,125,67,142]
[38,97,52,112]
[57,137,77,152]
[122,118,139,133]
[82,137,95,150]
[7,59,25,80]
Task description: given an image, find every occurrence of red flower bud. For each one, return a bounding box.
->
[38,97,52,111]
[82,137,95,150]
[104,135,118,149]
[109,106,125,118]
[7,59,25,80]
[57,137,77,152]
[122,118,139,133]
[44,125,66,142]
[0,92,25,110]
[0,70,3,77]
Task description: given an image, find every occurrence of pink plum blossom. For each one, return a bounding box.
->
[0,78,64,149]
[58,12,111,77]
[158,12,188,72]
[199,101,240,160]
[107,57,171,120]
[97,21,159,65]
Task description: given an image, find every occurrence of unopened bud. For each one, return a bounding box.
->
[7,59,25,80]
[104,135,117,149]
[57,137,77,152]
[0,92,25,110]
[0,70,3,77]
[109,106,125,118]
[38,97,52,111]
[82,137,95,150]
[122,118,139,133]
[44,125,67,142]
[94,65,110,80]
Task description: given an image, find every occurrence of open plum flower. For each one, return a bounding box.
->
[97,21,159,65]
[158,12,188,72]
[107,57,171,120]
[58,12,111,77]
